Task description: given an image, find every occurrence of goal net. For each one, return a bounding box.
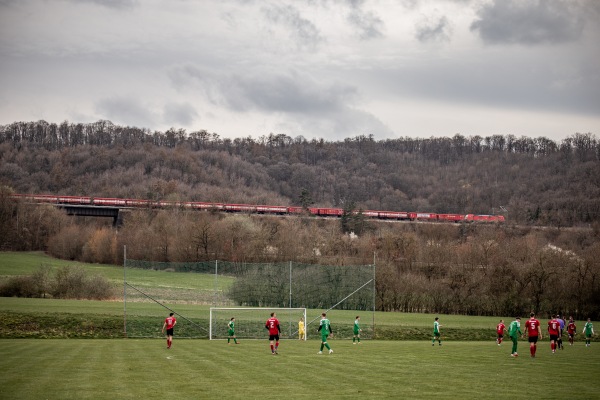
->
[124,256,375,339]
[210,307,307,340]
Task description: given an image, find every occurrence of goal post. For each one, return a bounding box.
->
[210,307,307,340]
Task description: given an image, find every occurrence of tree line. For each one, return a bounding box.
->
[2,190,599,319]
[1,120,599,226]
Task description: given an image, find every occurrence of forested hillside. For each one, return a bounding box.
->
[1,120,599,318]
[1,120,599,226]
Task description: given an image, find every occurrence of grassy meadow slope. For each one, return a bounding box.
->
[0,252,597,342]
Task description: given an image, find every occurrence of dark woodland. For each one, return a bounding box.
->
[1,120,599,318]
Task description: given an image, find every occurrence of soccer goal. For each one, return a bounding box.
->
[210,307,307,340]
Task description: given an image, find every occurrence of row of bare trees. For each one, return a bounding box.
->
[3,189,598,318]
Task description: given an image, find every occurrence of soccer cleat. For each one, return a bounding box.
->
[329,349,333,354]
[353,342,356,345]
[317,351,323,354]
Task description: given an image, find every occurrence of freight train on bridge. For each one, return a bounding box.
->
[11,193,506,223]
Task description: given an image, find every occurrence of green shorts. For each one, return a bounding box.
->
[228,330,235,336]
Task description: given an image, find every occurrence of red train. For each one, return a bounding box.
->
[10,194,506,223]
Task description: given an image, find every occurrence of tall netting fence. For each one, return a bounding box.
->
[123,259,375,339]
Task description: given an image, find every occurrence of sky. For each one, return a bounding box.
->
[0,0,599,142]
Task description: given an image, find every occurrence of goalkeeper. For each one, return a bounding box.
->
[298,317,305,340]
[317,313,333,354]
[227,317,238,344]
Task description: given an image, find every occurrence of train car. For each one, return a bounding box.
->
[92,197,127,207]
[313,208,344,217]
[124,198,153,207]
[465,214,505,222]
[362,210,380,218]
[16,194,59,203]
[185,201,215,211]
[224,203,258,213]
[377,211,413,220]
[437,214,465,223]
[414,212,438,221]
[256,205,288,214]
[57,195,92,205]
[287,206,305,214]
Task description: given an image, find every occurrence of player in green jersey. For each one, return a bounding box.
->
[353,316,362,344]
[508,317,522,357]
[583,318,594,347]
[227,317,238,344]
[432,317,442,346]
[317,313,333,354]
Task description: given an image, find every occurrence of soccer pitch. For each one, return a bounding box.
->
[1,339,598,399]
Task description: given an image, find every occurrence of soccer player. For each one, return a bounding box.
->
[583,318,594,347]
[496,319,507,345]
[524,312,542,358]
[556,314,565,350]
[508,317,522,357]
[228,317,238,344]
[298,317,305,340]
[265,312,281,355]
[567,317,577,346]
[548,315,560,353]
[353,316,362,344]
[162,312,177,349]
[432,317,442,346]
[317,313,333,354]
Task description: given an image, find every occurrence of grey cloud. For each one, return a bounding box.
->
[73,0,138,9]
[346,0,384,40]
[470,0,585,45]
[170,65,357,115]
[163,102,199,126]
[415,15,451,42]
[96,97,155,128]
[261,4,322,50]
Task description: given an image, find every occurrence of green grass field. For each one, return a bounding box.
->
[1,252,600,399]
[1,339,599,399]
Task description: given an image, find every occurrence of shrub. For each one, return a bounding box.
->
[0,265,114,300]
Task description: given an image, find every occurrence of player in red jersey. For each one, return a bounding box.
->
[265,312,281,355]
[567,317,577,346]
[162,312,177,349]
[523,312,542,358]
[496,319,507,345]
[548,315,561,353]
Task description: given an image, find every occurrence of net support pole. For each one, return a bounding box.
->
[372,255,376,339]
[214,260,218,306]
[123,245,127,338]
[289,261,293,337]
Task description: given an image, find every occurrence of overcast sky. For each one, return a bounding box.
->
[1,0,598,142]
